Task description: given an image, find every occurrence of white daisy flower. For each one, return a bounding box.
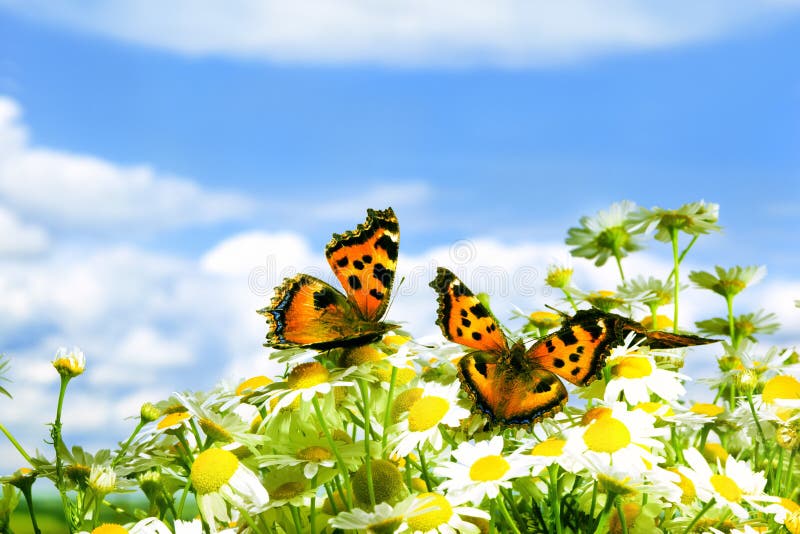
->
[603,333,689,404]
[329,495,417,533]
[563,403,667,473]
[400,492,489,534]
[266,361,355,412]
[577,454,682,504]
[190,447,269,527]
[52,346,86,378]
[77,517,173,534]
[434,436,535,504]
[517,436,581,474]
[678,447,774,520]
[633,401,718,428]
[392,381,471,458]
[174,518,238,534]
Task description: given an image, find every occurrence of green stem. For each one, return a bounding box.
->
[614,252,626,282]
[52,376,74,532]
[416,446,433,491]
[112,420,145,467]
[358,380,376,507]
[775,447,785,495]
[309,475,317,534]
[0,422,33,464]
[495,496,523,534]
[311,396,352,510]
[648,303,659,331]
[666,235,698,283]
[671,228,680,333]
[745,390,767,452]
[177,477,191,518]
[562,289,579,313]
[92,494,102,529]
[616,499,629,534]
[726,295,737,348]
[323,483,339,515]
[549,465,562,534]
[683,498,715,534]
[381,366,398,455]
[20,485,42,534]
[592,494,616,534]
[289,504,303,534]
[784,449,796,497]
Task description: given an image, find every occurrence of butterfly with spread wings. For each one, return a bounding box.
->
[259,208,399,350]
[430,267,715,427]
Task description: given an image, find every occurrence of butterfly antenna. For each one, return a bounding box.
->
[545,303,570,318]
[385,275,405,316]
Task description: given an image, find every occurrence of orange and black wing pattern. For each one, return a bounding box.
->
[526,309,716,386]
[258,274,390,350]
[525,309,616,387]
[430,267,508,354]
[458,352,567,426]
[325,208,399,322]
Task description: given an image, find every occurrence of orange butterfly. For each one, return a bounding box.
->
[259,208,399,350]
[430,267,715,426]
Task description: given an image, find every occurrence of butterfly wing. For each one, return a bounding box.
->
[525,309,618,386]
[622,322,717,349]
[430,267,508,354]
[458,352,567,426]
[325,208,400,322]
[259,274,390,350]
[527,309,716,386]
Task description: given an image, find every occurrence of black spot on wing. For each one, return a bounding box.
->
[545,339,555,353]
[347,275,362,290]
[461,318,471,327]
[558,328,579,346]
[474,361,488,377]
[375,234,398,261]
[369,288,384,300]
[456,327,463,337]
[553,358,565,368]
[472,332,482,341]
[470,304,490,319]
[569,353,580,363]
[372,263,394,288]
[353,260,365,270]
[336,257,349,267]
[534,381,552,393]
[571,368,581,376]
[312,288,337,310]
[460,309,468,317]
[362,255,372,264]
[583,322,604,341]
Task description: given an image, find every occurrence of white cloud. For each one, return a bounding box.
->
[0,205,49,255]
[1,1,798,66]
[0,96,253,231]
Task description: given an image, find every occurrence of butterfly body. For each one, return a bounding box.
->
[260,208,399,350]
[431,267,715,427]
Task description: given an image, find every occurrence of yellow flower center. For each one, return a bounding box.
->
[528,311,562,329]
[669,468,696,505]
[375,366,416,386]
[287,361,330,390]
[236,375,272,395]
[780,498,800,514]
[407,493,453,531]
[296,445,333,462]
[640,315,673,330]
[612,356,653,379]
[383,335,410,346]
[787,511,800,534]
[190,448,239,495]
[410,478,428,493]
[340,345,385,367]
[583,417,631,453]
[582,407,613,426]
[635,402,673,416]
[92,525,128,534]
[710,474,742,503]
[763,375,800,404]
[702,443,729,463]
[408,396,450,432]
[199,418,233,443]
[531,438,566,457]
[469,455,510,482]
[690,403,724,417]
[157,411,190,430]
[272,481,305,500]
[369,518,404,534]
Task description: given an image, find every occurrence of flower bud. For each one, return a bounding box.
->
[88,465,116,496]
[52,347,85,378]
[734,369,758,393]
[776,425,799,451]
[140,402,161,423]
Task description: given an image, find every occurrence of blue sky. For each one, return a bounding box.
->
[0,2,799,470]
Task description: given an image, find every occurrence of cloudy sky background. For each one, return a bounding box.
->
[0,2,799,472]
